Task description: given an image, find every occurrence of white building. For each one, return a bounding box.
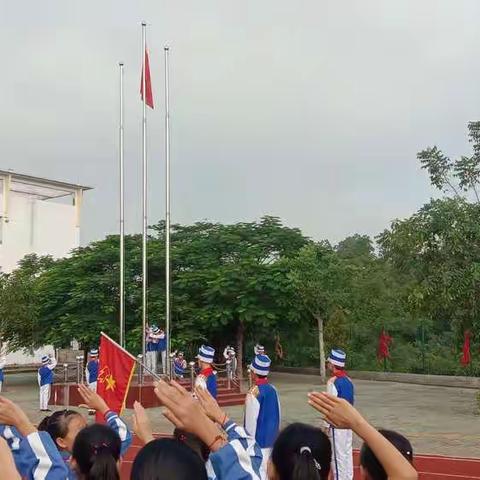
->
[0,170,91,273]
[0,170,91,364]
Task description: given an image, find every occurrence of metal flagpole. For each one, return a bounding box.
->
[164,46,171,376]
[119,62,125,347]
[141,23,148,363]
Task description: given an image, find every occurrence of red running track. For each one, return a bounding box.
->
[120,436,480,479]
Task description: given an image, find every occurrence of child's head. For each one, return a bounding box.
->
[360,429,413,480]
[269,423,331,480]
[72,424,121,480]
[131,438,208,480]
[38,410,87,453]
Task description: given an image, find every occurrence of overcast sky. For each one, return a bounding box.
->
[1,1,480,245]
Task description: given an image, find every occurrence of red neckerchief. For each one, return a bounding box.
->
[200,367,214,377]
[334,370,348,378]
[255,378,269,386]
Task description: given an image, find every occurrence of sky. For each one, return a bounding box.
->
[1,1,480,245]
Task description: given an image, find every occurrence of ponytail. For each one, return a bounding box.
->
[291,446,322,480]
[271,423,331,480]
[88,449,120,480]
[72,424,121,480]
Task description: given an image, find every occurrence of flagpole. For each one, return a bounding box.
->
[100,331,163,380]
[164,46,171,376]
[119,62,125,348]
[141,22,148,363]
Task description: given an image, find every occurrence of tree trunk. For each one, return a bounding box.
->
[316,314,326,383]
[236,321,245,379]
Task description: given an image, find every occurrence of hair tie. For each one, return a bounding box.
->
[93,442,109,455]
[299,446,321,471]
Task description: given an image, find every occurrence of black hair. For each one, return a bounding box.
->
[38,410,83,448]
[271,423,331,480]
[72,424,121,480]
[131,438,208,480]
[360,429,414,480]
[173,428,210,462]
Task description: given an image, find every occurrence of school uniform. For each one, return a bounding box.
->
[86,360,98,391]
[195,345,218,398]
[157,331,167,374]
[244,354,280,471]
[326,349,355,480]
[174,355,187,378]
[38,356,57,411]
[0,356,6,392]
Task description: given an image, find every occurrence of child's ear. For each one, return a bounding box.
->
[56,437,68,450]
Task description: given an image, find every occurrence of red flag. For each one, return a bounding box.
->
[377,329,393,360]
[461,331,471,366]
[96,333,135,422]
[140,48,154,109]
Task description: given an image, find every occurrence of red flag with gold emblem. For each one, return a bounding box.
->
[96,333,135,422]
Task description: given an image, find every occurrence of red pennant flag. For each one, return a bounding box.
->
[96,333,136,422]
[461,331,471,366]
[377,329,393,360]
[140,48,154,109]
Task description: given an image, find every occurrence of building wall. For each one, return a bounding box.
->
[0,192,78,273]
[0,190,80,366]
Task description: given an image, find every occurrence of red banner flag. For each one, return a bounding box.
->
[461,331,471,366]
[377,329,393,360]
[140,48,154,109]
[96,333,135,422]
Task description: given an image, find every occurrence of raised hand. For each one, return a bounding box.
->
[132,401,154,445]
[195,386,227,425]
[308,392,364,430]
[0,396,35,436]
[154,379,226,452]
[77,384,109,415]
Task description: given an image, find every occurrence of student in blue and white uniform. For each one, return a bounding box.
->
[0,353,6,393]
[244,353,280,469]
[174,351,187,378]
[326,348,355,480]
[146,325,160,373]
[157,328,167,375]
[85,349,99,392]
[38,354,57,412]
[223,346,237,380]
[195,345,217,399]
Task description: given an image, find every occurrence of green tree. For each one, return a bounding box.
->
[288,243,355,381]
[0,254,54,352]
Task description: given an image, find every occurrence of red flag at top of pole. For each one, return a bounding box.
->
[377,329,393,360]
[95,332,136,422]
[140,48,154,109]
[461,331,471,366]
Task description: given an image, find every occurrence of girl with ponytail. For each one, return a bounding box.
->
[269,423,331,480]
[71,424,121,480]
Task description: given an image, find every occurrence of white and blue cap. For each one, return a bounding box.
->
[254,344,265,355]
[250,354,271,376]
[197,345,215,363]
[327,349,346,368]
[41,355,50,365]
[89,349,99,357]
[152,326,160,334]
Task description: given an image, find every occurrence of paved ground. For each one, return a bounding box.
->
[2,371,479,458]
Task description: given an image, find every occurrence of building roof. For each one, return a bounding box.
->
[0,170,92,200]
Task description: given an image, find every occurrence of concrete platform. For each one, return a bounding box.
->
[50,377,246,408]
